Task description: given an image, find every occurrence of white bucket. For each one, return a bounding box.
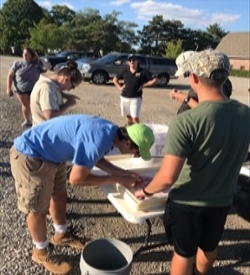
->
[80,238,133,275]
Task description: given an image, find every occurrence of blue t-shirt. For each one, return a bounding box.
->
[14,114,119,170]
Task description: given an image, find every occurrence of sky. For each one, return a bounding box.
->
[1,0,250,32]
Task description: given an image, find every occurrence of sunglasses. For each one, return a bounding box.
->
[128,58,137,62]
[184,71,190,78]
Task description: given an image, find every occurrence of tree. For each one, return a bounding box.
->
[0,0,44,50]
[206,23,228,48]
[165,39,183,58]
[138,16,184,56]
[49,5,75,26]
[29,19,65,53]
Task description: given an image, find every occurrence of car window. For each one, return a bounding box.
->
[150,57,176,66]
[136,56,147,65]
[114,55,128,65]
[69,53,81,60]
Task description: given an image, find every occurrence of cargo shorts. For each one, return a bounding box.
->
[10,146,67,214]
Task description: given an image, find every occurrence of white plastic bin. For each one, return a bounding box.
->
[146,123,168,157]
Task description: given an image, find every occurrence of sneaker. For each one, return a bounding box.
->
[32,247,71,275]
[50,230,85,250]
[21,120,32,127]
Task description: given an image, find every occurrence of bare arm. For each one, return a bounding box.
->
[143,77,160,88]
[113,76,124,91]
[6,71,15,96]
[95,158,129,176]
[134,154,185,199]
[69,164,136,188]
[169,89,198,109]
[42,95,79,120]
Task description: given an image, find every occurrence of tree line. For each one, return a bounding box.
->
[0,0,228,58]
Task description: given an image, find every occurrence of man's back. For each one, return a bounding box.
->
[164,99,250,207]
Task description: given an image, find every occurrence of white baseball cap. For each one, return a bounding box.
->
[175,51,196,76]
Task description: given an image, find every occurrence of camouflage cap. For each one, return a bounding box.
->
[176,49,230,79]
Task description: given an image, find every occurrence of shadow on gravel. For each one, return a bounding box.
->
[0,141,13,149]
[93,81,191,90]
[66,211,120,219]
[67,197,110,204]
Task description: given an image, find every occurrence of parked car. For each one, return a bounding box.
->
[78,52,177,86]
[40,50,96,70]
[53,57,97,72]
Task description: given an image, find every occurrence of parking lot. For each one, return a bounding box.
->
[0,55,249,275]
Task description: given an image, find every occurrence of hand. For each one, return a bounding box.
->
[120,84,125,92]
[117,175,137,189]
[123,170,144,183]
[6,88,14,97]
[134,189,146,200]
[169,89,185,103]
[66,96,79,107]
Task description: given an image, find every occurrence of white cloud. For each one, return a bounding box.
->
[110,0,131,6]
[37,1,74,10]
[130,1,240,27]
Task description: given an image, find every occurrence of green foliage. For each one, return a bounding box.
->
[230,69,250,78]
[0,0,44,50]
[29,19,65,53]
[0,1,229,56]
[165,39,183,58]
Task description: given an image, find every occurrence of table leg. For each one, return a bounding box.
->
[133,219,169,258]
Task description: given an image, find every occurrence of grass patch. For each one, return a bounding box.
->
[230,69,250,78]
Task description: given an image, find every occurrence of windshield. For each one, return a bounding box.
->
[97,53,117,63]
[56,51,69,58]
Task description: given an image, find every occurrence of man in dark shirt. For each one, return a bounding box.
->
[113,54,159,125]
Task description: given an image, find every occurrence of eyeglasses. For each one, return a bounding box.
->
[184,71,190,78]
[128,58,136,62]
[70,79,75,89]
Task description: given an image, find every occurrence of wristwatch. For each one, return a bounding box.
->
[184,95,191,104]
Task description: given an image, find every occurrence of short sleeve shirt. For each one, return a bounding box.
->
[30,75,64,126]
[9,60,43,93]
[164,100,250,207]
[116,67,156,98]
[14,114,119,170]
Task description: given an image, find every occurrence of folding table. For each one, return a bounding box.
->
[92,155,169,257]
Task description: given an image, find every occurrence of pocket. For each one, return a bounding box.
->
[25,157,45,174]
[10,146,19,160]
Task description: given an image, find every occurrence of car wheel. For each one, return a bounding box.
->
[91,71,108,85]
[158,73,170,86]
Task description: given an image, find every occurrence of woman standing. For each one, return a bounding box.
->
[6,47,51,127]
[30,60,82,126]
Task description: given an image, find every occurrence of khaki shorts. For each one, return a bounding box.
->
[10,146,67,214]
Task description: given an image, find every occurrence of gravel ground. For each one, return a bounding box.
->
[0,56,249,275]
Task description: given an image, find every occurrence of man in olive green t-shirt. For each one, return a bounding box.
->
[134,49,250,275]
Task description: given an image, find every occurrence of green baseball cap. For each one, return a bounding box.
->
[126,124,155,160]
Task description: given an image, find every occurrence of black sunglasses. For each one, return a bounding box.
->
[184,71,190,78]
[128,58,137,62]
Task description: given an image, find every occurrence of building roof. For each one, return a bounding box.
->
[216,32,250,59]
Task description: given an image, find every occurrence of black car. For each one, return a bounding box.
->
[40,50,96,70]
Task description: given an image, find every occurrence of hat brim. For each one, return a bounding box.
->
[140,148,152,161]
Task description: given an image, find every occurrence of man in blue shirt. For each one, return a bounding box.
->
[10,114,155,275]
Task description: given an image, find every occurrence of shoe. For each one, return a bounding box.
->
[32,247,71,275]
[21,120,32,127]
[50,230,85,250]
